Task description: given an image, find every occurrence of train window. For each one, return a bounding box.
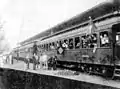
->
[62,39,69,49]
[44,44,46,50]
[90,34,97,48]
[116,35,119,41]
[75,37,80,49]
[52,42,55,46]
[116,34,120,41]
[69,38,74,49]
[82,34,97,48]
[49,43,51,50]
[51,42,55,49]
[46,44,48,51]
[56,41,59,48]
[58,40,62,47]
[81,35,87,48]
[60,41,62,46]
[43,44,45,49]
[100,31,110,47]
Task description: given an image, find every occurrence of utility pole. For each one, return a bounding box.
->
[17,16,25,46]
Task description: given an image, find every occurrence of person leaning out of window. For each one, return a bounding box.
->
[100,33,109,47]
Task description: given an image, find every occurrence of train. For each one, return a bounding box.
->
[11,0,120,78]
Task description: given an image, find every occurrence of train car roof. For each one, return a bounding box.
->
[20,0,120,45]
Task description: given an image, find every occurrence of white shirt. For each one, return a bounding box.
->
[42,54,48,62]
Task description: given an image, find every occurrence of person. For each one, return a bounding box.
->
[32,42,38,70]
[100,33,109,47]
[82,36,87,48]
[91,34,97,48]
[50,44,55,50]
[48,57,53,70]
[25,48,30,70]
[76,42,80,48]
[9,52,13,64]
[56,41,60,48]
[69,40,73,49]
[86,35,92,48]
[35,54,39,69]
[62,41,68,49]
[39,53,43,69]
[52,56,57,70]
[41,52,48,69]
[33,42,38,55]
[16,52,19,62]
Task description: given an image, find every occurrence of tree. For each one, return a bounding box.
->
[0,21,10,55]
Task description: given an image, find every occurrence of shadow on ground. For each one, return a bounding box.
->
[0,68,119,89]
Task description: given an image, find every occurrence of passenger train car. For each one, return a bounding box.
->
[12,0,120,78]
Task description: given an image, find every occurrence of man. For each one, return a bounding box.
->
[33,42,38,55]
[9,52,13,64]
[32,42,38,70]
[25,48,30,70]
[42,52,48,69]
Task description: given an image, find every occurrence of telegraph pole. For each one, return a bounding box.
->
[17,16,25,46]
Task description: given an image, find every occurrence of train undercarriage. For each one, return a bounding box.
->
[56,60,120,79]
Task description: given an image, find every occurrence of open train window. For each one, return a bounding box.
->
[100,31,110,47]
[116,33,120,45]
[62,39,68,49]
[51,42,55,49]
[49,43,51,50]
[81,35,87,48]
[69,38,74,49]
[41,45,43,48]
[116,32,120,41]
[43,44,45,49]
[59,40,62,47]
[52,42,55,46]
[46,44,48,51]
[44,44,46,50]
[56,41,59,48]
[81,34,97,48]
[75,37,80,49]
[90,33,97,48]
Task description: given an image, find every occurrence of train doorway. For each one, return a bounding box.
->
[112,23,120,64]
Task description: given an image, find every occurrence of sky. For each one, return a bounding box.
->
[0,0,106,49]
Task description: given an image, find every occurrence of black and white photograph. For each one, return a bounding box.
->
[0,0,120,89]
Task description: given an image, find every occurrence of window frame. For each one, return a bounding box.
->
[75,36,81,49]
[99,30,111,48]
[69,38,74,49]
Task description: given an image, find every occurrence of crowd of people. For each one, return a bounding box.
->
[25,42,57,70]
[81,34,97,48]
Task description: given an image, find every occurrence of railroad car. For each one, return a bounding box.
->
[12,0,120,78]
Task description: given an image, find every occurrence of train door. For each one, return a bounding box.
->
[112,23,120,64]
